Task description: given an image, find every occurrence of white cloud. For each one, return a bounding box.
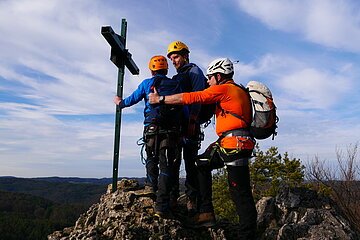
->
[237,0,360,53]
[234,53,354,111]
[237,0,305,31]
[304,1,360,51]
[0,0,226,117]
[278,68,351,109]
[0,101,145,177]
[235,54,303,78]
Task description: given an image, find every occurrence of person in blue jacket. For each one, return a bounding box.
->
[114,55,183,218]
[166,41,208,215]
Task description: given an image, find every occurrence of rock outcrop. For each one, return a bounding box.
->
[48,179,359,240]
[256,186,358,239]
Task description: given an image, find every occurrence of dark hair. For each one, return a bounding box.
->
[220,72,234,80]
[154,69,168,75]
[178,49,189,56]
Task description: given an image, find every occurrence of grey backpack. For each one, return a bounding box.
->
[246,80,278,140]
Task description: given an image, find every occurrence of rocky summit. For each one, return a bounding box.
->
[48,179,359,240]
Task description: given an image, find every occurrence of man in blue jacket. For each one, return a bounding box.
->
[167,41,208,215]
[114,55,183,218]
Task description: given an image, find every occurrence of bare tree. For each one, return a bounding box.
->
[306,142,360,232]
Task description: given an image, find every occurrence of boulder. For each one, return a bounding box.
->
[256,186,358,240]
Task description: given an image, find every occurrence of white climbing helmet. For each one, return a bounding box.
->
[206,58,234,75]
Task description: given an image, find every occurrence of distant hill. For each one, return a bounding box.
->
[0,177,105,205]
[0,176,146,205]
[33,176,113,185]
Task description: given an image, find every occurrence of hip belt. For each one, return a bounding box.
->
[222,128,250,138]
[224,157,252,166]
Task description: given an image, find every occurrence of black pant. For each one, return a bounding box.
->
[183,139,200,200]
[197,158,257,239]
[172,123,201,201]
[145,132,180,212]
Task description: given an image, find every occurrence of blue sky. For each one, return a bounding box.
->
[1,0,359,178]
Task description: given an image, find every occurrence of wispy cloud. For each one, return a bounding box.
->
[234,53,355,110]
[237,0,360,52]
[278,68,351,109]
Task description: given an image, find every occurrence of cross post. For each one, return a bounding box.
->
[101,19,139,192]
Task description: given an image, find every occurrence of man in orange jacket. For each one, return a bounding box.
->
[149,58,257,239]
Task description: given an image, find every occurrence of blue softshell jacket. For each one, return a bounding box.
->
[119,74,184,126]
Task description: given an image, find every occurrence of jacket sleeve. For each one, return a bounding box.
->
[182,85,226,105]
[119,80,147,108]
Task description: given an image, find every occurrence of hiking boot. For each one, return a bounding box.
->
[192,212,216,228]
[154,210,174,219]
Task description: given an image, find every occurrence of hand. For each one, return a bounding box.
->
[113,96,122,105]
[148,88,159,104]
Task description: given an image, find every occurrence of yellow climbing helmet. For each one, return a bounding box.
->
[167,41,190,57]
[148,55,168,71]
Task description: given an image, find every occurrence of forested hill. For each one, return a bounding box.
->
[0,176,145,240]
[0,190,87,240]
[0,176,146,204]
[0,176,110,204]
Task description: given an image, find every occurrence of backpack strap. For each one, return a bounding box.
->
[216,82,252,127]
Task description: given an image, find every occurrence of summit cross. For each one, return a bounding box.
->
[101,19,139,192]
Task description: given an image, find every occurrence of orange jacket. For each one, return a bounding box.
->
[182,80,254,149]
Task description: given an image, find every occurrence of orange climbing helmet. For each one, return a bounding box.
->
[167,41,190,57]
[148,55,168,71]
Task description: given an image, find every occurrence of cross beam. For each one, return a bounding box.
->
[101,19,139,192]
[101,26,139,75]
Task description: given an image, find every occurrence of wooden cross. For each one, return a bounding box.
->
[101,19,139,192]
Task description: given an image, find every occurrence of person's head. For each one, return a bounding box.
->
[167,41,190,70]
[206,58,234,86]
[149,55,168,76]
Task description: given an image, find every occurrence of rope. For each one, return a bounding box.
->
[136,137,147,165]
